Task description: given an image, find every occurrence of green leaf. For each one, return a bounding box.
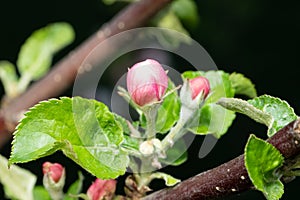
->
[17,22,74,81]
[64,172,84,200]
[0,154,37,200]
[194,103,236,138]
[114,114,131,135]
[113,114,140,154]
[245,135,284,200]
[9,97,129,179]
[187,71,236,138]
[156,80,181,133]
[248,95,297,137]
[171,0,200,29]
[33,186,51,200]
[181,71,202,79]
[229,72,257,98]
[149,172,180,187]
[160,138,187,166]
[0,61,19,97]
[204,71,235,102]
[157,10,189,36]
[151,9,191,49]
[122,135,140,153]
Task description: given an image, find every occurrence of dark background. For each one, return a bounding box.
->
[0,0,300,199]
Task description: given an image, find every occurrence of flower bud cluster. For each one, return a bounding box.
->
[127,59,210,107]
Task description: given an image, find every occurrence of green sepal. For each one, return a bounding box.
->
[156,80,180,133]
[140,79,180,134]
[245,135,284,200]
[9,97,129,179]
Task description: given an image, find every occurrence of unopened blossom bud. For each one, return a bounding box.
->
[42,162,65,200]
[87,179,117,200]
[42,162,64,183]
[189,76,210,99]
[127,59,168,106]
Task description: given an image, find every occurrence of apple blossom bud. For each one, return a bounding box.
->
[189,76,210,99]
[42,162,64,183]
[127,59,168,106]
[42,162,65,200]
[87,179,117,200]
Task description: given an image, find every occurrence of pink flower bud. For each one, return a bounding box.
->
[42,162,64,183]
[127,59,168,106]
[87,179,117,200]
[189,76,210,100]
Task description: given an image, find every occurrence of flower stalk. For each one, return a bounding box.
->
[161,76,210,151]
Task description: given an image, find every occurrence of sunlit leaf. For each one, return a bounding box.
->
[245,135,284,200]
[9,97,129,179]
[171,0,200,29]
[17,22,74,81]
[64,172,84,200]
[33,186,51,200]
[248,95,297,137]
[229,72,257,98]
[0,61,18,97]
[0,154,36,200]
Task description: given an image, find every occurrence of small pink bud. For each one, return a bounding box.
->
[189,76,210,100]
[42,162,64,183]
[87,179,117,200]
[127,59,168,106]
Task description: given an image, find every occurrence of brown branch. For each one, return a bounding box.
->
[0,0,173,147]
[143,119,300,200]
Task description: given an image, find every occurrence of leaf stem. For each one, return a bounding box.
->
[161,120,185,151]
[161,105,198,151]
[217,97,273,126]
[17,73,32,94]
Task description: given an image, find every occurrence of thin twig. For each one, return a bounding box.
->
[143,119,300,200]
[0,0,173,147]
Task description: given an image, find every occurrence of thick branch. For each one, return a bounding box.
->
[143,119,300,200]
[0,0,172,146]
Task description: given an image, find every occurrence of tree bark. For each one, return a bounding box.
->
[143,119,300,200]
